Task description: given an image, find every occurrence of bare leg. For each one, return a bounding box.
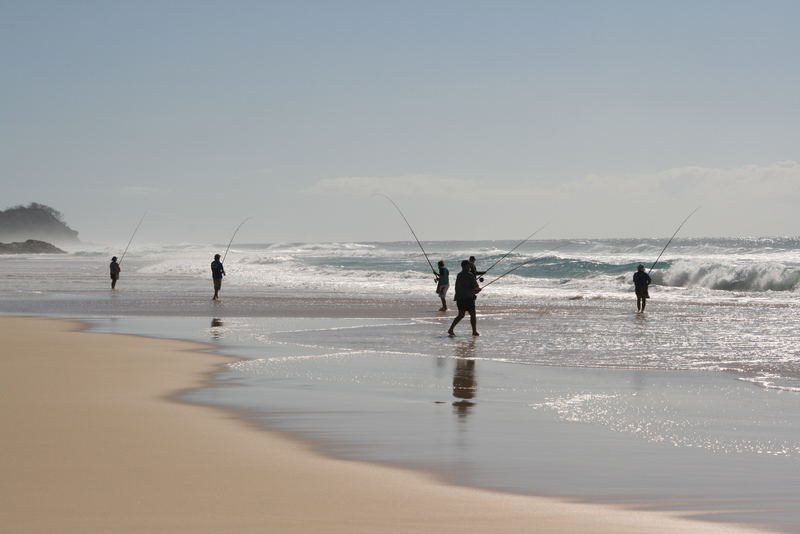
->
[439,295,447,311]
[637,297,642,311]
[448,311,465,335]
[111,279,117,290]
[469,309,479,336]
[641,297,647,312]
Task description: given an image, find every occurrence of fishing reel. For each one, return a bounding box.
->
[479,277,484,282]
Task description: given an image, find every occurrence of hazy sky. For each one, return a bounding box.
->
[2,0,799,245]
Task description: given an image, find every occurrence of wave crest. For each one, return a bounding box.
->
[659,261,800,292]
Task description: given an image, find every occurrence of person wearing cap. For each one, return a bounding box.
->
[448,260,481,336]
[211,254,226,300]
[633,264,652,312]
[109,256,121,289]
[435,260,449,311]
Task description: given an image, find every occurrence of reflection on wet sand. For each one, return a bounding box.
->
[452,339,477,419]
[210,318,224,340]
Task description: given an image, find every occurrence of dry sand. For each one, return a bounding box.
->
[0,316,762,533]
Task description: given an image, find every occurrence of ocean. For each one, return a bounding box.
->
[2,237,799,530]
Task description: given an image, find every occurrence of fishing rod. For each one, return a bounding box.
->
[118,211,147,265]
[374,193,437,275]
[648,206,700,274]
[481,222,549,277]
[480,243,569,290]
[222,217,252,264]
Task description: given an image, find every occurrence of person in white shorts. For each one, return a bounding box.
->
[435,260,449,311]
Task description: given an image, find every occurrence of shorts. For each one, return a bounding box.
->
[436,284,449,298]
[213,278,222,290]
[455,297,476,313]
[110,274,119,280]
[635,286,649,298]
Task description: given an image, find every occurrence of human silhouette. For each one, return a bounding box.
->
[448,260,481,336]
[211,254,226,300]
[109,256,120,289]
[468,255,486,282]
[633,264,652,312]
[435,260,449,311]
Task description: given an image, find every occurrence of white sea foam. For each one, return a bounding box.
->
[659,260,800,292]
[3,237,799,392]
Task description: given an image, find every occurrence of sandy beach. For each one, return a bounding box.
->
[0,316,764,533]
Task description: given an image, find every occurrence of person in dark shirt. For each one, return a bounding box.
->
[109,256,121,289]
[435,260,449,311]
[211,254,226,300]
[633,264,652,312]
[448,260,482,336]
[468,256,486,282]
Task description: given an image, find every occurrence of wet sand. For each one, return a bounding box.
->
[0,316,763,533]
[0,290,521,318]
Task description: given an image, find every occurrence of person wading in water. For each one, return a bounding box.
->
[435,260,449,311]
[211,254,226,300]
[109,256,121,289]
[633,264,652,312]
[448,260,481,336]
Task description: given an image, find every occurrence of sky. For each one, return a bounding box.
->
[2,0,799,245]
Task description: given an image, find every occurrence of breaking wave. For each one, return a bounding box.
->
[659,260,800,292]
[121,238,800,296]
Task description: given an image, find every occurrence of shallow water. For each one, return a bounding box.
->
[2,239,800,531]
[73,313,800,531]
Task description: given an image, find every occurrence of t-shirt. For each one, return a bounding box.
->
[211,260,224,279]
[437,267,449,287]
[454,271,478,301]
[633,271,651,287]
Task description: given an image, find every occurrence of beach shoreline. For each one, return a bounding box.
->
[0,315,768,533]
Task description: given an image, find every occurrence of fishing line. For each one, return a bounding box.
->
[648,206,700,273]
[374,193,437,275]
[481,222,549,276]
[222,217,252,264]
[119,211,147,265]
[480,243,569,290]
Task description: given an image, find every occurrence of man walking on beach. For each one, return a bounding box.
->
[109,256,120,289]
[468,256,486,282]
[211,254,225,300]
[633,264,651,312]
[435,260,449,311]
[448,260,481,336]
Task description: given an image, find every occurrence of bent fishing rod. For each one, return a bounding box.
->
[481,222,549,277]
[222,217,252,264]
[648,206,700,274]
[374,193,437,275]
[119,211,147,265]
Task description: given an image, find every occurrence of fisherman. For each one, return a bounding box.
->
[633,264,652,312]
[435,260,449,311]
[211,254,226,300]
[448,260,481,336]
[109,256,121,289]
[468,256,487,282]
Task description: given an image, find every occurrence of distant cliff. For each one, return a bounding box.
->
[0,203,79,244]
[0,239,66,254]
